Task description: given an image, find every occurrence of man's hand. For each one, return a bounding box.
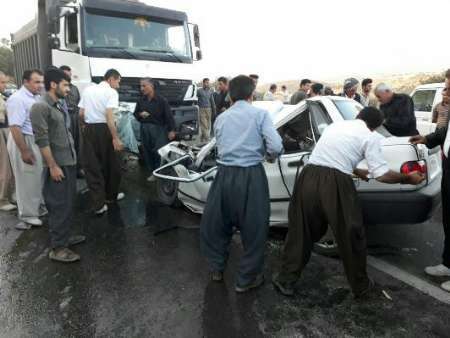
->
[353,168,370,182]
[50,165,65,182]
[21,149,36,165]
[112,137,124,152]
[404,171,426,185]
[140,111,150,118]
[168,131,176,141]
[409,135,426,145]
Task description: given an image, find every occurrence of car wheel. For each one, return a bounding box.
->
[313,240,339,257]
[156,166,182,207]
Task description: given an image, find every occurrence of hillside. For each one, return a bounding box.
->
[259,71,447,95]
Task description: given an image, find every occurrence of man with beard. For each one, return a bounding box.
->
[30,68,85,263]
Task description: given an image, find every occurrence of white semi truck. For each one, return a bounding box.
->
[11,0,202,142]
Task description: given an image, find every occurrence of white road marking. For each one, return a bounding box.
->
[367,255,450,305]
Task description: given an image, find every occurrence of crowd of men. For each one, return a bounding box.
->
[1,66,450,296]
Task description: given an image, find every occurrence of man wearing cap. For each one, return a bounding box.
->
[340,78,363,104]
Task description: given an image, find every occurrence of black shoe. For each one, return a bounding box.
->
[235,274,265,293]
[272,273,295,297]
[211,271,223,282]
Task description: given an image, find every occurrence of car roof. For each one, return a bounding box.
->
[252,100,304,126]
[253,96,342,128]
[414,82,445,90]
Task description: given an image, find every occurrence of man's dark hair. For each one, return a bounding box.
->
[270,84,277,91]
[229,75,256,102]
[311,83,324,95]
[362,78,373,87]
[281,85,287,90]
[324,86,334,95]
[22,69,43,82]
[44,68,70,91]
[300,79,312,87]
[203,78,210,83]
[217,76,228,84]
[104,69,121,80]
[445,69,450,79]
[356,106,384,130]
[249,74,259,80]
[141,77,156,88]
[59,65,71,72]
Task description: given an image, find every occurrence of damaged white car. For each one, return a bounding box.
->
[153,97,442,226]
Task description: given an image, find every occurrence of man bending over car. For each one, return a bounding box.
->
[273,107,425,298]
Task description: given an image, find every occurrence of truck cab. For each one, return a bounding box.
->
[11,0,203,143]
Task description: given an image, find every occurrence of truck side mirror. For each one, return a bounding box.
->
[193,24,201,48]
[196,50,202,61]
[48,35,60,49]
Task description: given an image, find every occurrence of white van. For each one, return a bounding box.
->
[411,83,445,134]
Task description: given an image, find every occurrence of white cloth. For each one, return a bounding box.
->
[308,119,389,178]
[263,91,275,101]
[78,81,119,124]
[7,133,44,220]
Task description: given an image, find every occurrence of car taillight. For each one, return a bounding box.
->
[400,160,427,175]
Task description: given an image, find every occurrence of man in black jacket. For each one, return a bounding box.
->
[134,78,176,182]
[375,83,418,136]
[410,80,450,293]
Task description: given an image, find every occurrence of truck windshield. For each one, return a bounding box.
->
[332,99,363,120]
[83,12,192,62]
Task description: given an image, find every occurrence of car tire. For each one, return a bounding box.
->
[313,240,339,257]
[156,166,182,207]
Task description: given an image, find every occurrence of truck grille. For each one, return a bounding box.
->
[92,77,192,106]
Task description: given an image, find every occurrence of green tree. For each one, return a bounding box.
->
[0,46,14,76]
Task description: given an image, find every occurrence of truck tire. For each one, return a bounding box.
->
[156,166,182,207]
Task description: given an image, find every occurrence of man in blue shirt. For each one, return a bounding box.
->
[200,75,283,293]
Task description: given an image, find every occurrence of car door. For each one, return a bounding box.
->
[266,101,330,224]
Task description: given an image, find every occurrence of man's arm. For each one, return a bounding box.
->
[432,106,438,124]
[29,98,63,179]
[9,126,35,164]
[410,127,447,149]
[261,111,283,160]
[364,134,425,185]
[30,103,65,181]
[40,146,65,181]
[163,99,176,141]
[376,170,424,185]
[210,93,216,115]
[105,108,123,151]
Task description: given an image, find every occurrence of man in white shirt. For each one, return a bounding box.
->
[273,107,425,298]
[6,69,45,228]
[263,84,277,101]
[79,69,124,215]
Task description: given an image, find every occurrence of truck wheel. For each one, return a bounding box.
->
[156,167,182,207]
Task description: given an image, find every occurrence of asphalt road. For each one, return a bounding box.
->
[1,160,450,337]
